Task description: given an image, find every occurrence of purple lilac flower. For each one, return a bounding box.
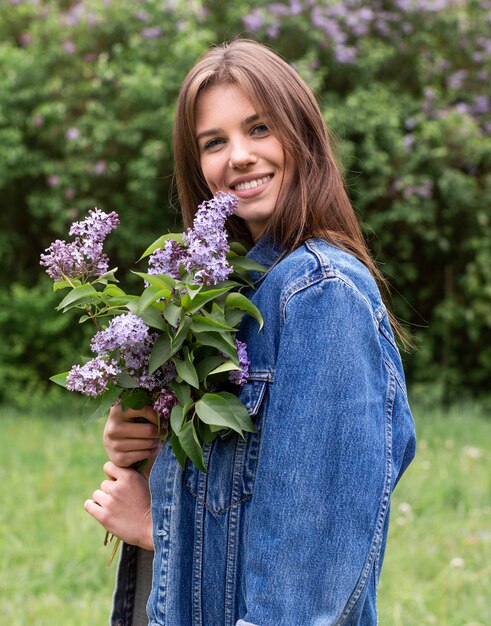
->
[40,239,84,281]
[182,191,238,285]
[153,389,178,421]
[139,361,176,392]
[69,207,119,241]
[47,175,60,187]
[148,239,185,279]
[63,40,76,55]
[41,209,119,281]
[142,26,161,39]
[229,340,250,386]
[243,8,264,31]
[93,160,107,175]
[67,357,121,397]
[91,313,153,369]
[20,33,33,46]
[65,127,80,141]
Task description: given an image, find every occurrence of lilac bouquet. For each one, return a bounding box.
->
[41,193,264,473]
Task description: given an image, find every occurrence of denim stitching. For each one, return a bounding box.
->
[191,451,209,626]
[336,367,395,624]
[225,440,244,626]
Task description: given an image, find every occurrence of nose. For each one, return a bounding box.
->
[228,138,257,170]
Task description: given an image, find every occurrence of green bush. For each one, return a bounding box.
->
[1,0,490,403]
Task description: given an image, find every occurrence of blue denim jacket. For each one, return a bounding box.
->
[112,236,416,626]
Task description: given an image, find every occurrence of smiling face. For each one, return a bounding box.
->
[195,83,290,241]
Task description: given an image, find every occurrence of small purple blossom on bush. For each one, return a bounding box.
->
[65,127,80,141]
[229,339,250,386]
[183,191,237,284]
[67,356,121,397]
[142,26,161,39]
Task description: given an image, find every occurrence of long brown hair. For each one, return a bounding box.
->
[173,39,409,346]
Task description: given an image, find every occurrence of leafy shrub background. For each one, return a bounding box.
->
[1,0,490,405]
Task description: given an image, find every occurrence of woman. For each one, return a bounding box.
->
[85,39,416,626]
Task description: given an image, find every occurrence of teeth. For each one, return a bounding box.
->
[234,175,271,191]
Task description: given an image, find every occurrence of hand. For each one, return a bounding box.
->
[103,402,164,470]
[84,461,154,551]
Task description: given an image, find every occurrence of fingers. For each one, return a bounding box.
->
[91,488,111,507]
[102,461,135,480]
[105,418,159,442]
[109,403,159,426]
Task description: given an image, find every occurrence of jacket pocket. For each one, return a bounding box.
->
[184,376,269,516]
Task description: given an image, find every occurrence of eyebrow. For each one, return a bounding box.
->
[196,114,260,143]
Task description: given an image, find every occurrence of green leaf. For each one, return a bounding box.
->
[103,284,127,298]
[56,284,99,311]
[170,430,187,470]
[196,421,218,444]
[121,388,151,410]
[193,332,238,364]
[136,285,171,316]
[162,303,181,327]
[82,385,121,424]
[172,356,199,388]
[53,281,72,292]
[170,380,191,406]
[149,333,172,374]
[138,233,184,260]
[116,372,140,388]
[49,371,69,388]
[171,316,191,354]
[126,300,166,331]
[170,403,185,435]
[196,356,225,382]
[219,391,257,434]
[185,281,203,300]
[207,361,241,377]
[143,306,167,331]
[229,257,267,273]
[132,271,177,290]
[178,420,206,472]
[96,267,119,284]
[190,315,236,333]
[195,393,243,435]
[225,293,264,330]
[181,286,234,314]
[224,308,245,328]
[229,241,250,255]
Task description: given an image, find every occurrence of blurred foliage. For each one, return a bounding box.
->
[0,0,490,404]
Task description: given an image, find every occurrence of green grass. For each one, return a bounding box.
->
[379,403,491,626]
[0,402,490,625]
[0,410,115,626]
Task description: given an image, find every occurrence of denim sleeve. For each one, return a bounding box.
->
[238,278,391,625]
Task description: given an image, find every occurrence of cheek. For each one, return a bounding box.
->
[200,159,221,192]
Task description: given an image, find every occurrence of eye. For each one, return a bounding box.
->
[202,137,225,152]
[251,123,269,136]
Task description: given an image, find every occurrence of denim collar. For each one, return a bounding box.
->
[246,234,286,285]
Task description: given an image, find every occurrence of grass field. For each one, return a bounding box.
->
[0,402,490,626]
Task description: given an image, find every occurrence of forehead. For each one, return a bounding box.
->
[195,83,258,130]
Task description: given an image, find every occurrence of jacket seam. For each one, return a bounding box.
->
[281,273,376,330]
[335,366,395,624]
